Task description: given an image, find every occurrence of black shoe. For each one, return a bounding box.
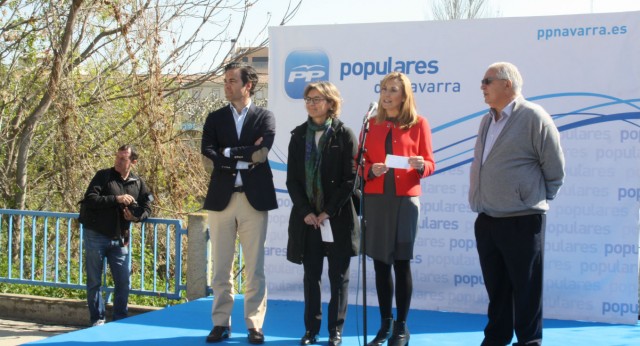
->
[388,320,410,346]
[328,331,342,346]
[300,331,318,345]
[512,341,541,346]
[248,328,265,345]
[206,326,230,343]
[366,318,394,346]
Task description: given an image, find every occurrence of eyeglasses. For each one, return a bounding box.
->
[481,77,506,85]
[304,97,326,105]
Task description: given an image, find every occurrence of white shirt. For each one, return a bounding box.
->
[223,101,252,186]
[482,100,515,164]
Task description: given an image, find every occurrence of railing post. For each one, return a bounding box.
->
[186,213,210,301]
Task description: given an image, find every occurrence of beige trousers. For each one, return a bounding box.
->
[207,192,268,329]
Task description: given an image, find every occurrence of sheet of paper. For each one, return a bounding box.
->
[385,154,410,169]
[320,221,334,242]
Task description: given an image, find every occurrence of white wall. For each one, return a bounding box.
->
[266,11,640,324]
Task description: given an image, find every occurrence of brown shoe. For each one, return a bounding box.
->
[248,328,265,344]
[206,326,230,343]
[251,147,269,164]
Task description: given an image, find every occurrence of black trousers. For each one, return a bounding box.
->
[372,259,412,322]
[474,213,545,346]
[302,229,351,335]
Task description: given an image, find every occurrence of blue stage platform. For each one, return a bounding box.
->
[27,296,640,345]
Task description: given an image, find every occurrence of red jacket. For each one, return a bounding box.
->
[361,116,435,196]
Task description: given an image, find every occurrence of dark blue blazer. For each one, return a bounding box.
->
[201,103,278,211]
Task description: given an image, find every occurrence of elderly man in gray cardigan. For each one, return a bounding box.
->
[469,62,565,346]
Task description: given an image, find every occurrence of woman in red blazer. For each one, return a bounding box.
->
[361,72,435,346]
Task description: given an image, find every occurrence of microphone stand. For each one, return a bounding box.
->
[354,113,371,345]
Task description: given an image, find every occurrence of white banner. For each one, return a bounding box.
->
[266,11,640,324]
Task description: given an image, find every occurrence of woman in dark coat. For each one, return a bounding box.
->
[286,81,359,346]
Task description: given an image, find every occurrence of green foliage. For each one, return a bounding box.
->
[0,212,196,307]
[0,283,86,300]
[0,0,299,305]
[0,283,187,307]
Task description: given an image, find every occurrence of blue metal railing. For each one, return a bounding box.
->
[0,209,187,300]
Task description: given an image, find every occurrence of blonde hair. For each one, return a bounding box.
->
[304,81,342,118]
[375,72,418,129]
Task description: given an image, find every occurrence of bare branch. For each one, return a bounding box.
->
[1,0,304,214]
[430,0,489,20]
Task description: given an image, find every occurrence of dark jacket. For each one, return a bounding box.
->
[201,103,278,211]
[286,118,360,264]
[79,168,152,238]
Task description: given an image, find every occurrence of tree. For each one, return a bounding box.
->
[0,0,302,214]
[429,0,490,20]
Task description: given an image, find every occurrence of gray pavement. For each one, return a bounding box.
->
[0,319,79,346]
[0,293,160,346]
[0,293,160,345]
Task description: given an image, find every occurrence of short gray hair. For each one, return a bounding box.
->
[489,62,523,95]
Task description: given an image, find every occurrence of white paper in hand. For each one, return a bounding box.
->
[385,154,410,169]
[320,221,334,242]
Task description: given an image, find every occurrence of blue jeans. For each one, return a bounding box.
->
[84,228,130,324]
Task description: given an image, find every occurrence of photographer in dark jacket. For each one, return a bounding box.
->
[286,82,359,346]
[79,144,152,326]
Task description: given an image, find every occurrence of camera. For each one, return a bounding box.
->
[123,194,153,219]
[127,202,144,218]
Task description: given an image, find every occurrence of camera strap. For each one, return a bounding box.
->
[118,175,141,245]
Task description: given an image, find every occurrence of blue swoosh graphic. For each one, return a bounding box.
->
[431,93,640,175]
[269,93,640,186]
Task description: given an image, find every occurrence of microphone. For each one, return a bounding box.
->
[363,102,378,123]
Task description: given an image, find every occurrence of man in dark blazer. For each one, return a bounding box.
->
[201,62,278,345]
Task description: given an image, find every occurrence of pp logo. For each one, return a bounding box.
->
[284,50,329,99]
